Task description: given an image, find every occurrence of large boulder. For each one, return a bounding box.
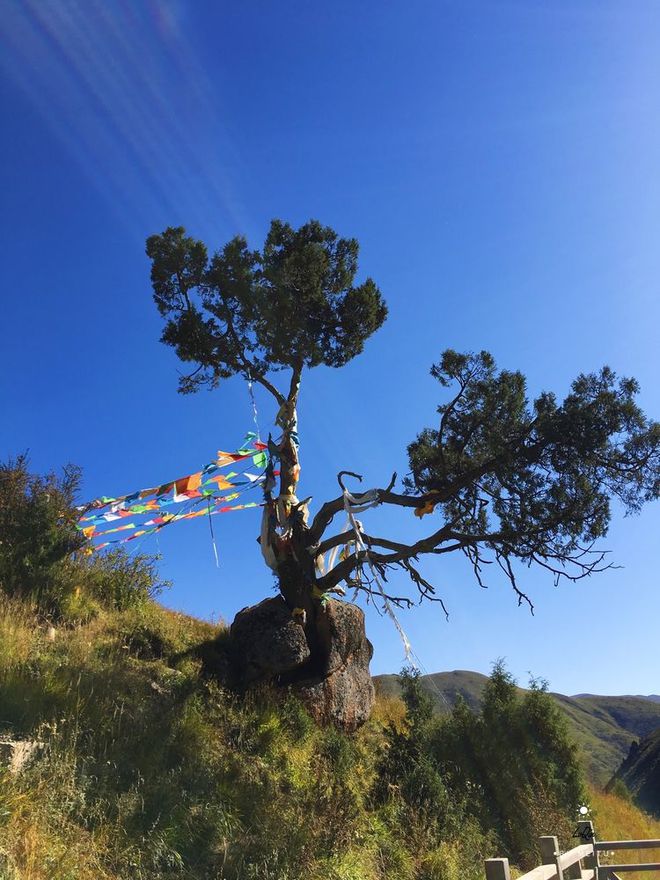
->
[228,596,374,732]
[295,599,375,732]
[230,595,311,684]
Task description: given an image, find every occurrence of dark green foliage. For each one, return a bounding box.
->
[145,219,387,393]
[610,726,660,817]
[0,454,84,608]
[377,663,586,870]
[375,668,450,830]
[375,671,660,785]
[0,455,165,619]
[432,662,586,866]
[406,350,660,597]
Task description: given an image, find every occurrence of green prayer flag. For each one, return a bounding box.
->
[252,451,267,469]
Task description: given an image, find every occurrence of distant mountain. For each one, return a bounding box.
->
[611,727,660,817]
[374,671,660,785]
[576,693,660,704]
[376,669,488,713]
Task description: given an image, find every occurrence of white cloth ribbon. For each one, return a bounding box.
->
[326,487,413,661]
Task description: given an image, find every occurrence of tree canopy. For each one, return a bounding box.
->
[146,219,387,398]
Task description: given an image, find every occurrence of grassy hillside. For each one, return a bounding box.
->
[0,594,658,880]
[552,694,660,786]
[2,457,656,879]
[374,673,660,785]
[0,597,510,880]
[590,787,660,880]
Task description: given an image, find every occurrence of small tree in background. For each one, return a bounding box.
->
[374,662,585,867]
[0,454,84,607]
[0,455,165,618]
[146,219,660,667]
[375,663,584,869]
[432,663,585,867]
[374,667,450,832]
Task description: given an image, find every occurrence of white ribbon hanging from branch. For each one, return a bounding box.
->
[325,486,413,662]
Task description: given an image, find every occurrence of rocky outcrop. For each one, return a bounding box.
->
[228,596,374,732]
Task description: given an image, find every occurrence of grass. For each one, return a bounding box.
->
[589,787,660,880]
[0,597,488,879]
[0,594,657,880]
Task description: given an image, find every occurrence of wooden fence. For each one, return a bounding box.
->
[485,821,660,880]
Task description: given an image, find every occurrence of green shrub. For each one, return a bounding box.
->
[0,455,169,622]
[608,777,632,802]
[374,667,451,831]
[53,549,169,624]
[0,454,84,609]
[431,661,587,867]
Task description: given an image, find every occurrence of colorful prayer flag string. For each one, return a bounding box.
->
[76,436,269,551]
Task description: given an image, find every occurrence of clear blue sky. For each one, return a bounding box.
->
[1,1,659,695]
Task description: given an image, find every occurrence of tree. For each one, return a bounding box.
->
[146,219,660,662]
[0,454,84,607]
[374,667,450,829]
[430,662,586,867]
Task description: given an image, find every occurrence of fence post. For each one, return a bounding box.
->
[540,835,563,880]
[485,857,511,880]
[577,821,600,880]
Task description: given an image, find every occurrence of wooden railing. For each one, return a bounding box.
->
[485,821,660,880]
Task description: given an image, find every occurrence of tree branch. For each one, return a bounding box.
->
[250,371,286,407]
[309,486,432,544]
[287,359,303,405]
[212,285,287,407]
[316,520,457,592]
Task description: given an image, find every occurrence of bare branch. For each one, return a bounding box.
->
[337,470,363,491]
[399,558,449,620]
[250,371,286,407]
[309,486,434,543]
[309,444,549,543]
[496,551,535,614]
[317,519,457,592]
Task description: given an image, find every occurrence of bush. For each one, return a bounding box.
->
[608,778,632,803]
[57,548,168,622]
[374,668,452,832]
[0,455,168,621]
[0,454,84,608]
[375,663,586,870]
[431,661,586,867]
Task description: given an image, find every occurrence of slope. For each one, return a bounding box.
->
[611,727,660,818]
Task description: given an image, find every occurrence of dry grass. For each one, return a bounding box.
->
[371,692,407,732]
[0,597,41,669]
[590,787,660,880]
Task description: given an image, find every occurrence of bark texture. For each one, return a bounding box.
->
[228,596,374,732]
